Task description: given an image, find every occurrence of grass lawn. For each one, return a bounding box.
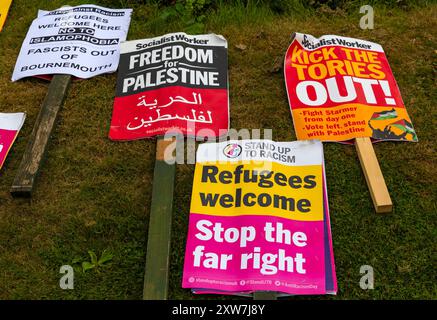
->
[0,0,435,299]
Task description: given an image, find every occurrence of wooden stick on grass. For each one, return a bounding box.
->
[143,136,176,300]
[355,137,393,213]
[11,74,71,197]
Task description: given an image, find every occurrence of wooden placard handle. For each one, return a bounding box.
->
[355,137,393,213]
[143,136,176,300]
[11,74,71,197]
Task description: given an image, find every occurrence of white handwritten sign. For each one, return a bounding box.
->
[12,4,132,81]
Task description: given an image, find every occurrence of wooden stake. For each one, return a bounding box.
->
[355,137,393,213]
[11,74,71,197]
[143,136,176,300]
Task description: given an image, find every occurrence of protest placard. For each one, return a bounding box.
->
[183,140,337,296]
[11,4,132,81]
[0,113,25,170]
[0,0,12,32]
[111,33,230,299]
[11,5,132,197]
[108,32,229,140]
[284,33,418,213]
[284,33,417,143]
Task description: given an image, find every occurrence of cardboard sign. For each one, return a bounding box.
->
[0,0,12,32]
[108,32,229,140]
[12,4,132,81]
[284,33,417,143]
[182,140,337,295]
[0,113,25,169]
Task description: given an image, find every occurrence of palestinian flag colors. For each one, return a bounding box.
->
[371,109,398,121]
[368,109,417,141]
[391,119,417,140]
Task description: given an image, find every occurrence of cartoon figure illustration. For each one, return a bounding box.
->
[368,109,417,141]
[390,119,417,141]
[368,120,408,140]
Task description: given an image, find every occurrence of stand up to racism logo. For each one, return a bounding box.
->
[223,143,242,158]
